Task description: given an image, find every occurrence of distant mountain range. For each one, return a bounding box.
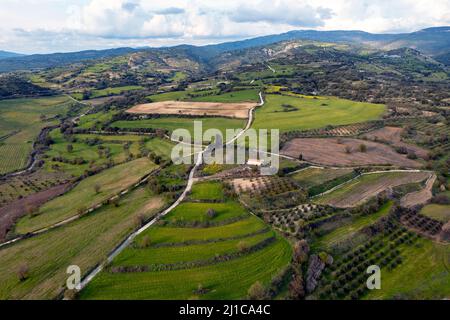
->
[0,26,449,72]
[0,50,24,60]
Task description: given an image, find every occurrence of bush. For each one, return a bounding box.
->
[17,264,29,281]
[206,208,217,219]
[140,235,151,248]
[247,281,268,300]
[431,194,450,204]
[237,241,249,253]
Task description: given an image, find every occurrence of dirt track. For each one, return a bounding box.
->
[400,174,437,208]
[126,100,255,119]
[363,126,429,159]
[281,137,422,168]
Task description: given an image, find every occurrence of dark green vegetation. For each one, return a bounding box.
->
[80,181,292,299]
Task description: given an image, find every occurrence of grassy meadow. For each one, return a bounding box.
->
[252,94,386,133]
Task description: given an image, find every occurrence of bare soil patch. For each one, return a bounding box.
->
[231,177,270,193]
[0,183,72,241]
[281,137,421,168]
[126,101,255,119]
[401,174,436,208]
[363,126,429,159]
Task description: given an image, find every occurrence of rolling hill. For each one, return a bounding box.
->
[0,27,449,73]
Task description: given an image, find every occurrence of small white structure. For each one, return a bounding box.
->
[247,158,263,166]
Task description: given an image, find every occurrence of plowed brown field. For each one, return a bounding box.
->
[363,126,429,159]
[126,101,255,119]
[281,138,422,168]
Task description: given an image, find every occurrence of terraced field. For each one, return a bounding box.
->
[80,181,292,299]
[15,158,157,234]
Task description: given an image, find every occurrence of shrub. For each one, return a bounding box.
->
[237,241,249,253]
[17,264,29,281]
[358,144,367,153]
[247,281,268,300]
[135,213,146,227]
[140,235,151,248]
[288,274,305,299]
[206,208,217,219]
[407,151,417,159]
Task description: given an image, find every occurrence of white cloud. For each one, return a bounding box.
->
[0,0,449,53]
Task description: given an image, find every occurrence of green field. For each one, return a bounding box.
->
[72,134,175,161]
[44,130,144,176]
[191,89,258,103]
[314,201,393,251]
[77,110,118,130]
[113,232,274,266]
[290,167,353,188]
[252,94,386,133]
[170,72,187,82]
[15,158,157,234]
[420,204,450,223]
[112,117,246,139]
[80,235,291,299]
[189,181,224,200]
[0,187,165,299]
[80,192,292,299]
[164,201,247,225]
[365,238,450,299]
[0,96,74,175]
[147,89,258,103]
[90,86,144,99]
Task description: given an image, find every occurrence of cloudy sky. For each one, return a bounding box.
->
[1,0,449,54]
